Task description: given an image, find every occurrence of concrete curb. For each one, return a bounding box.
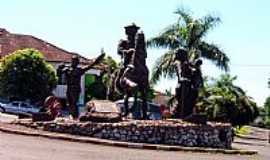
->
[236,134,267,141]
[0,125,257,155]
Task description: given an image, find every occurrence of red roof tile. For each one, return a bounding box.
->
[0,28,89,63]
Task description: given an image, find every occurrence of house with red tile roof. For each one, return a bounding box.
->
[0,28,102,105]
[0,28,90,63]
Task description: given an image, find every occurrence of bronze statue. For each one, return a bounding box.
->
[58,53,105,119]
[32,96,62,122]
[115,23,149,119]
[174,49,203,118]
[190,58,203,109]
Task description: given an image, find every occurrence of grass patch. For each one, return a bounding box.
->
[234,126,249,136]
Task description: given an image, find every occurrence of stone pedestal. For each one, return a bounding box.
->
[15,119,233,149]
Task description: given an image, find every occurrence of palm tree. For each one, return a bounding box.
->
[147,8,230,84]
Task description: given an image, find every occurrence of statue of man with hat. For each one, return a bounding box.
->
[117,23,140,68]
[115,23,141,116]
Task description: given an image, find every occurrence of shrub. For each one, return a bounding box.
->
[0,48,57,103]
[196,74,259,127]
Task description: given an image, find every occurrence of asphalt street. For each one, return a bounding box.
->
[0,112,267,160]
[0,132,256,160]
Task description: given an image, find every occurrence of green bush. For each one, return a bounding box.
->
[264,118,270,129]
[85,76,107,101]
[264,96,270,117]
[196,74,259,127]
[0,48,57,103]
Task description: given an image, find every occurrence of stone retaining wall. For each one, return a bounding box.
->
[14,119,232,149]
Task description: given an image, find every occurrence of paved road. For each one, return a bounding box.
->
[233,126,270,160]
[0,113,266,159]
[0,132,257,160]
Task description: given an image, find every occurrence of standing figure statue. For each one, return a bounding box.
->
[174,49,192,118]
[190,58,203,110]
[115,23,149,119]
[58,54,105,119]
[174,48,203,118]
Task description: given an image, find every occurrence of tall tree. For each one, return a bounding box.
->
[147,8,229,84]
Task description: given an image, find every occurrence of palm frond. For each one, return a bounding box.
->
[187,15,221,48]
[198,41,230,71]
[147,24,185,49]
[186,21,201,48]
[231,86,246,98]
[150,51,176,84]
[198,15,221,39]
[174,7,193,25]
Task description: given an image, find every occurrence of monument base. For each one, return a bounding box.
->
[183,113,207,124]
[14,118,233,149]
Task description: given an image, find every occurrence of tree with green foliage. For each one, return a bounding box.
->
[196,74,259,127]
[263,96,270,128]
[84,50,123,101]
[0,48,57,103]
[100,54,119,93]
[101,54,123,101]
[264,96,270,117]
[147,7,229,84]
[85,75,107,100]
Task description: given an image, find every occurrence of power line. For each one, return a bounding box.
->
[230,64,270,67]
[203,64,270,68]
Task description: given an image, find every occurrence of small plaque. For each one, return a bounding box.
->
[91,100,120,113]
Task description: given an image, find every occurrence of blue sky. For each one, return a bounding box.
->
[0,0,269,105]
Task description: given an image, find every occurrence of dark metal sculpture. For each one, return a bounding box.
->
[32,96,62,122]
[174,48,203,118]
[115,23,149,119]
[58,53,105,119]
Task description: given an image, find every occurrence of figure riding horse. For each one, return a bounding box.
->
[115,30,149,119]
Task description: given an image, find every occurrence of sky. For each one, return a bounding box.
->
[0,0,269,106]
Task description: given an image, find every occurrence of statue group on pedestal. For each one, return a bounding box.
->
[54,23,203,121]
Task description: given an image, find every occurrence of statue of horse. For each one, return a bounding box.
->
[115,31,149,119]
